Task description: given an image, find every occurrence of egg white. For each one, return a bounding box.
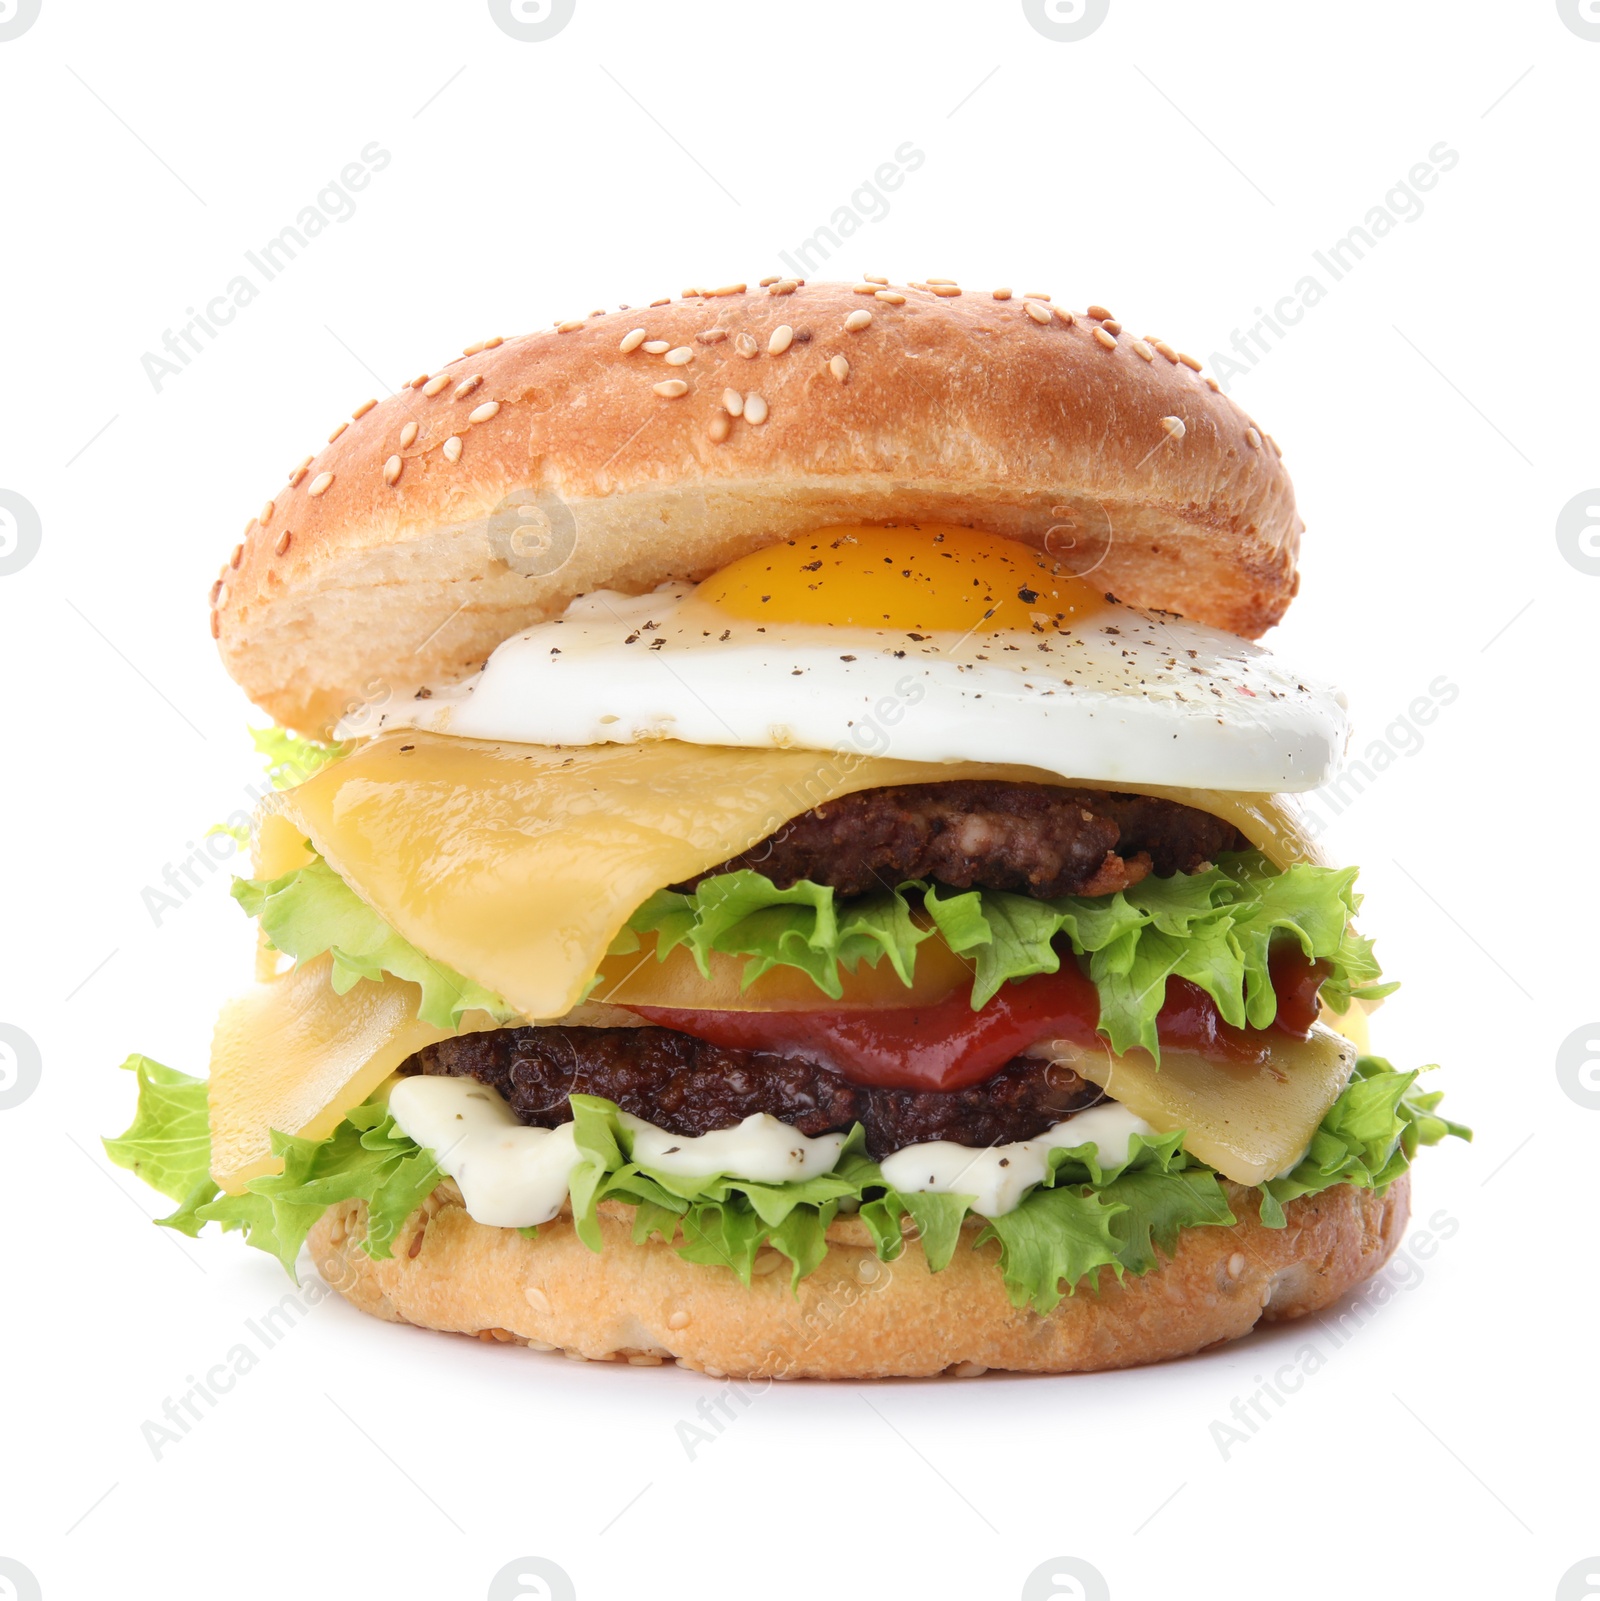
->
[346,585,1348,792]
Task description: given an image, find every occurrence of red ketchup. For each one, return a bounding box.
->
[627,949,1331,1093]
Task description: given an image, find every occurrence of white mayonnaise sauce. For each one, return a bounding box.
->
[388,1077,1155,1229]
[387,1075,582,1229]
[620,1111,846,1184]
[878,1102,1156,1218]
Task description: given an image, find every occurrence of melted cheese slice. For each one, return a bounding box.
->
[262,731,1326,1022]
[207,953,499,1192]
[1031,1026,1356,1185]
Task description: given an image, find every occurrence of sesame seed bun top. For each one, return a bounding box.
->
[212,278,1303,737]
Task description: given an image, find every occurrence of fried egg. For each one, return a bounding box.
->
[349,525,1348,791]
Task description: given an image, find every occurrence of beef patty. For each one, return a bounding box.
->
[676,780,1246,900]
[405,1026,1104,1160]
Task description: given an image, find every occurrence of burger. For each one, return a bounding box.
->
[107,277,1467,1378]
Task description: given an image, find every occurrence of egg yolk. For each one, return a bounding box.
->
[696,524,1106,634]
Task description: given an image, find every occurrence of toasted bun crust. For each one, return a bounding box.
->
[309,1175,1406,1379]
[214,282,1302,736]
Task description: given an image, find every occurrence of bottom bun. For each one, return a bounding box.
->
[309,1174,1409,1379]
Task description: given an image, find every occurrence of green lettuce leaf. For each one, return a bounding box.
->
[105,1058,444,1281]
[629,852,1394,1059]
[250,725,347,790]
[106,1054,1466,1311]
[232,856,517,1030]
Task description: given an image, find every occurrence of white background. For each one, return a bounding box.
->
[2,2,1596,1598]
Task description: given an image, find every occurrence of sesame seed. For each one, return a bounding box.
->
[1205,376,1221,392]
[1093,327,1118,351]
[210,610,220,639]
[273,529,292,557]
[992,287,1012,300]
[759,276,781,287]
[721,388,744,416]
[710,283,746,296]
[308,471,334,496]
[1025,291,1052,302]
[830,354,849,381]
[708,412,731,443]
[216,580,229,607]
[1161,415,1186,439]
[556,319,585,333]
[874,290,906,304]
[399,420,419,448]
[1228,1253,1248,1278]
[422,374,451,397]
[443,435,464,461]
[653,379,689,398]
[1130,338,1155,362]
[619,328,648,353]
[328,421,348,442]
[927,277,957,285]
[663,346,694,366]
[1053,306,1076,326]
[230,544,243,569]
[1025,300,1052,324]
[468,400,499,423]
[928,284,962,297]
[1179,352,1203,371]
[844,309,873,332]
[461,342,483,355]
[288,456,312,487]
[743,392,769,424]
[259,499,275,524]
[483,336,504,349]
[767,324,794,355]
[352,398,377,419]
[384,454,403,484]
[1153,340,1180,363]
[1244,427,1262,449]
[770,279,798,295]
[589,309,605,318]
[681,287,704,299]
[734,331,760,359]
[409,374,429,388]
[667,1309,691,1329]
[1102,319,1123,335]
[696,328,728,344]
[864,273,888,285]
[210,578,223,603]
[453,374,484,400]
[649,296,671,307]
[851,283,880,294]
[642,340,671,354]
[1087,304,1114,321]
